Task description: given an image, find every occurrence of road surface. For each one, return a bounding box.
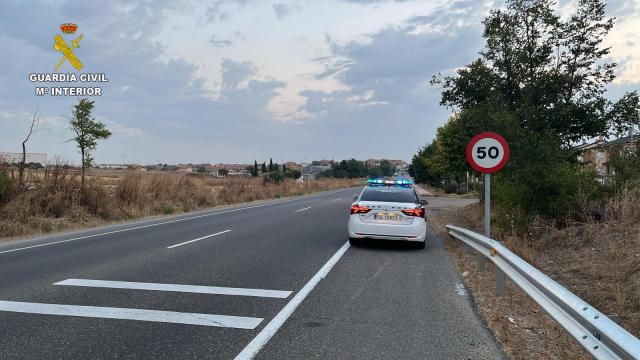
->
[0,187,503,359]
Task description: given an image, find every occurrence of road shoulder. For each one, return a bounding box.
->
[256,224,506,359]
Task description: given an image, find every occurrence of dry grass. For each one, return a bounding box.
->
[522,188,640,337]
[429,187,640,360]
[0,165,360,239]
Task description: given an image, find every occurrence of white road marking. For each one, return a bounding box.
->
[167,230,231,249]
[0,300,262,329]
[0,189,351,256]
[295,207,311,213]
[455,283,468,296]
[54,279,292,299]
[332,198,341,201]
[233,241,350,360]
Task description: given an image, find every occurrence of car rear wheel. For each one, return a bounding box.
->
[348,237,361,246]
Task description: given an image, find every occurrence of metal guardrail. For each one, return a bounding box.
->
[446,225,640,360]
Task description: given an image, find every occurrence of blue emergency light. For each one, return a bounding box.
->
[367,179,413,186]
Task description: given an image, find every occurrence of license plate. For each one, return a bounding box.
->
[374,212,398,221]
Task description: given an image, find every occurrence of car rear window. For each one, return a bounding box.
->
[360,187,417,203]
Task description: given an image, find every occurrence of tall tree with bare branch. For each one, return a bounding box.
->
[19,108,44,188]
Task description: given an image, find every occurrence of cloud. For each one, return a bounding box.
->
[293,1,487,158]
[341,0,413,3]
[272,3,291,19]
[603,0,640,84]
[201,0,255,24]
[209,35,233,47]
[101,118,146,139]
[220,59,255,89]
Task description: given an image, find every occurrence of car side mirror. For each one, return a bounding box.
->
[353,196,359,202]
[420,199,428,206]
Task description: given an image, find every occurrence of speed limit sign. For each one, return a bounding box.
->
[466,132,509,173]
[467,132,509,282]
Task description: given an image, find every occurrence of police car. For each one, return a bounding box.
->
[348,179,428,248]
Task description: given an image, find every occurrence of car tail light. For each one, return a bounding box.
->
[402,207,425,218]
[350,205,371,214]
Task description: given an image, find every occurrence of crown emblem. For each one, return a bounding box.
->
[60,23,78,34]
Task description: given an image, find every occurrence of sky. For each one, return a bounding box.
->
[0,0,639,165]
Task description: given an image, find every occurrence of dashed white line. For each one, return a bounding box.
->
[233,241,350,360]
[54,279,292,299]
[167,230,231,249]
[295,207,311,213]
[0,300,263,329]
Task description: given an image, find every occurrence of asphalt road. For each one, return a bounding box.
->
[0,187,503,359]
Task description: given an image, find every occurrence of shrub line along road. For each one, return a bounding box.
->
[0,187,504,359]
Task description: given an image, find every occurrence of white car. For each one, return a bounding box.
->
[348,179,428,249]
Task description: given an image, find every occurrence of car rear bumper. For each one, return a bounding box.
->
[348,215,426,242]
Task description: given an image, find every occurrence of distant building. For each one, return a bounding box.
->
[311,159,333,166]
[176,166,193,173]
[227,169,251,177]
[365,159,407,167]
[285,161,300,170]
[97,164,128,169]
[0,152,47,164]
[576,134,639,177]
[301,165,331,180]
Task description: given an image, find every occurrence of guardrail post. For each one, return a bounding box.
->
[478,255,485,272]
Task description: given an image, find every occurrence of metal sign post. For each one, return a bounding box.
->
[466,132,510,296]
[484,173,490,238]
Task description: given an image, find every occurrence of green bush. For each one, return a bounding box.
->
[608,143,640,192]
[0,171,7,196]
[493,159,602,222]
[443,181,458,194]
[262,171,284,184]
[284,170,301,179]
[161,204,175,215]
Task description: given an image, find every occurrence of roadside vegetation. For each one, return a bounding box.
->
[0,165,361,239]
[410,0,640,358]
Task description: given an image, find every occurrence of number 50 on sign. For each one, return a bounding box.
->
[466,132,509,173]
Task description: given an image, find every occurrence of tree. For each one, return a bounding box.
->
[282,163,287,172]
[69,98,111,186]
[432,0,623,143]
[261,162,267,173]
[268,158,274,172]
[608,91,640,136]
[20,108,46,188]
[253,160,259,176]
[379,160,394,177]
[608,140,640,191]
[218,168,229,176]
